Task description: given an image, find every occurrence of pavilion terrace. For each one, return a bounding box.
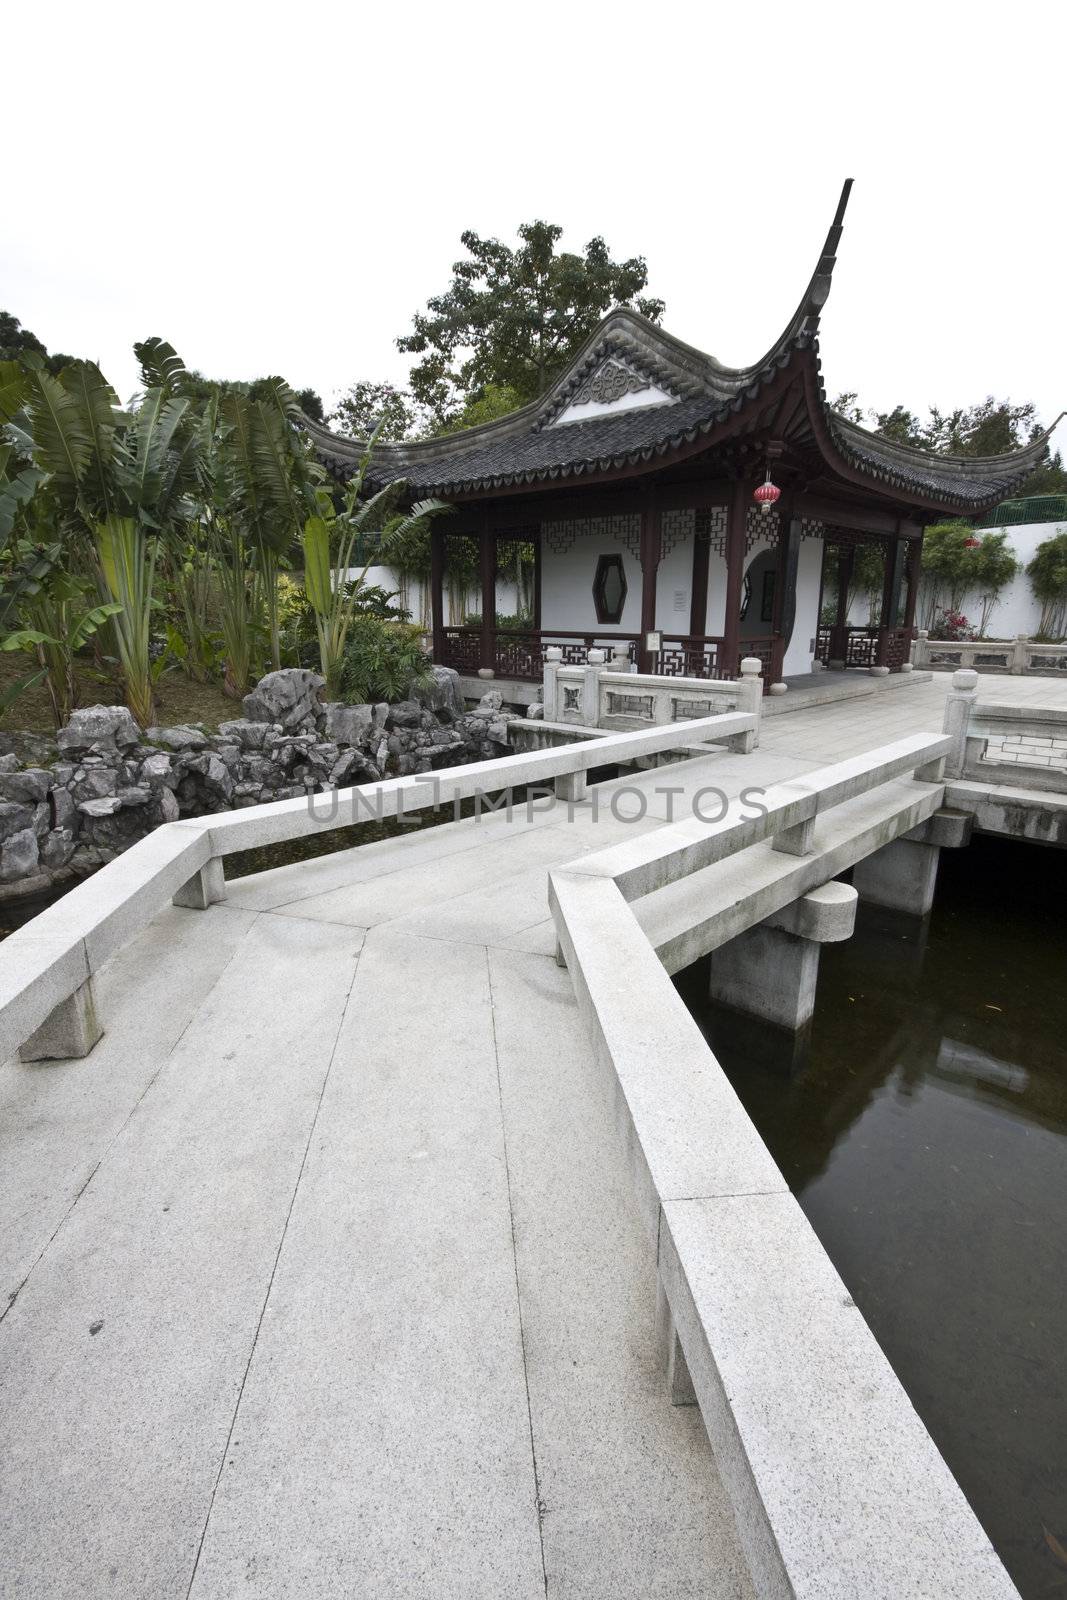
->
[306,180,1055,689]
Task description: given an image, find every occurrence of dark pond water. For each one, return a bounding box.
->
[678,834,1067,1599]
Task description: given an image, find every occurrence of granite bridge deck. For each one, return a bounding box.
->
[2,673,1065,1600]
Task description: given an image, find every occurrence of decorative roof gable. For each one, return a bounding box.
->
[548,356,678,428]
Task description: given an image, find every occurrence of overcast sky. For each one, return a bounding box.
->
[6,1,1065,457]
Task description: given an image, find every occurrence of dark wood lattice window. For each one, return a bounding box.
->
[592,553,627,624]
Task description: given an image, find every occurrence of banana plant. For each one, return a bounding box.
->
[301,429,452,694]
[18,344,202,724]
[0,541,121,725]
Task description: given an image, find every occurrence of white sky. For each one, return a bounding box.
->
[6,0,1065,458]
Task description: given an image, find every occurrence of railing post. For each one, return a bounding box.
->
[583,649,605,728]
[941,667,979,777]
[1011,634,1029,675]
[172,856,226,910]
[542,646,563,721]
[731,657,763,752]
[19,978,103,1062]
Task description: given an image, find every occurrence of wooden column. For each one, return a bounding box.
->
[902,534,922,632]
[479,513,495,671]
[689,515,711,638]
[876,537,907,666]
[638,486,661,673]
[770,497,796,684]
[721,479,748,678]
[430,524,446,663]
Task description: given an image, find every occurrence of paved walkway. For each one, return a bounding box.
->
[3,672,1066,1599]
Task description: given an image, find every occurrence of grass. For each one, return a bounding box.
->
[0,652,241,739]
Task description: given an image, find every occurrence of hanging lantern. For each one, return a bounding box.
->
[964,531,981,548]
[753,471,781,515]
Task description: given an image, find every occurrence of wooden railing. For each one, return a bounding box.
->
[443,628,784,685]
[441,628,640,681]
[815,624,914,671]
[653,635,726,679]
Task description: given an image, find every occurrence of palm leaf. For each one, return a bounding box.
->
[126,389,191,511]
[301,515,333,616]
[25,368,93,505]
[0,361,29,424]
[248,398,308,552]
[58,362,122,522]
[134,337,188,396]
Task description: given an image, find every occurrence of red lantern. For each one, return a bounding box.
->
[964,532,981,548]
[753,473,781,514]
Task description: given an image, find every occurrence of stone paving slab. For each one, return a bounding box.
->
[0,917,363,1600]
[187,928,545,1600]
[0,902,255,1308]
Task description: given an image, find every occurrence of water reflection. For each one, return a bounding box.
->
[679,835,1067,1600]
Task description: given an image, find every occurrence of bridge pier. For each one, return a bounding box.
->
[708,881,858,1031]
[852,837,940,916]
[852,810,972,917]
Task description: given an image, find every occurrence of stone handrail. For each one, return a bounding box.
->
[0,707,756,1065]
[913,629,1067,676]
[940,668,1067,792]
[543,648,764,745]
[547,731,1019,1600]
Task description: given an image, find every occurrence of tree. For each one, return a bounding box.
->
[970,530,1018,636]
[920,522,974,629]
[0,311,75,375]
[832,389,1067,495]
[397,221,665,426]
[1026,530,1067,639]
[329,380,425,443]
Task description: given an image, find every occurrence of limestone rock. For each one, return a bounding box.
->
[40,828,77,869]
[387,700,422,729]
[0,801,35,842]
[1,827,39,881]
[78,796,124,818]
[323,702,375,748]
[0,767,54,806]
[216,719,271,751]
[57,705,141,754]
[242,669,325,731]
[145,724,209,752]
[410,665,465,720]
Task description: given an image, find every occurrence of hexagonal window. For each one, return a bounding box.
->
[592,553,627,624]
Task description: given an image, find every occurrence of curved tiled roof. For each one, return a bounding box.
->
[306,181,1061,515]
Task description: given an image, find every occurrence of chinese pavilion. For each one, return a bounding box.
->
[305,181,1057,685]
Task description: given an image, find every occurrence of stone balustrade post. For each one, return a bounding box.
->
[583,649,606,728]
[941,667,979,777]
[542,646,563,721]
[1011,635,1029,675]
[611,643,632,675]
[731,657,763,752]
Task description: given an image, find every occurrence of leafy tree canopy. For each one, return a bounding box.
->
[396,221,665,427]
[0,311,76,375]
[831,391,1067,495]
[329,380,424,443]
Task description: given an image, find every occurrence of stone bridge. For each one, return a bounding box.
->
[2,671,1065,1600]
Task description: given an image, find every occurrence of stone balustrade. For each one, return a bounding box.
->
[542,646,765,749]
[547,730,1017,1600]
[0,706,757,1067]
[913,629,1067,675]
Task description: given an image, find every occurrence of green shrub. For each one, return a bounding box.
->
[337,613,432,704]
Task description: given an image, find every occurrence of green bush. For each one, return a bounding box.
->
[337,613,432,704]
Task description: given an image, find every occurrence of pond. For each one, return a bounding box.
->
[678,833,1067,1600]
